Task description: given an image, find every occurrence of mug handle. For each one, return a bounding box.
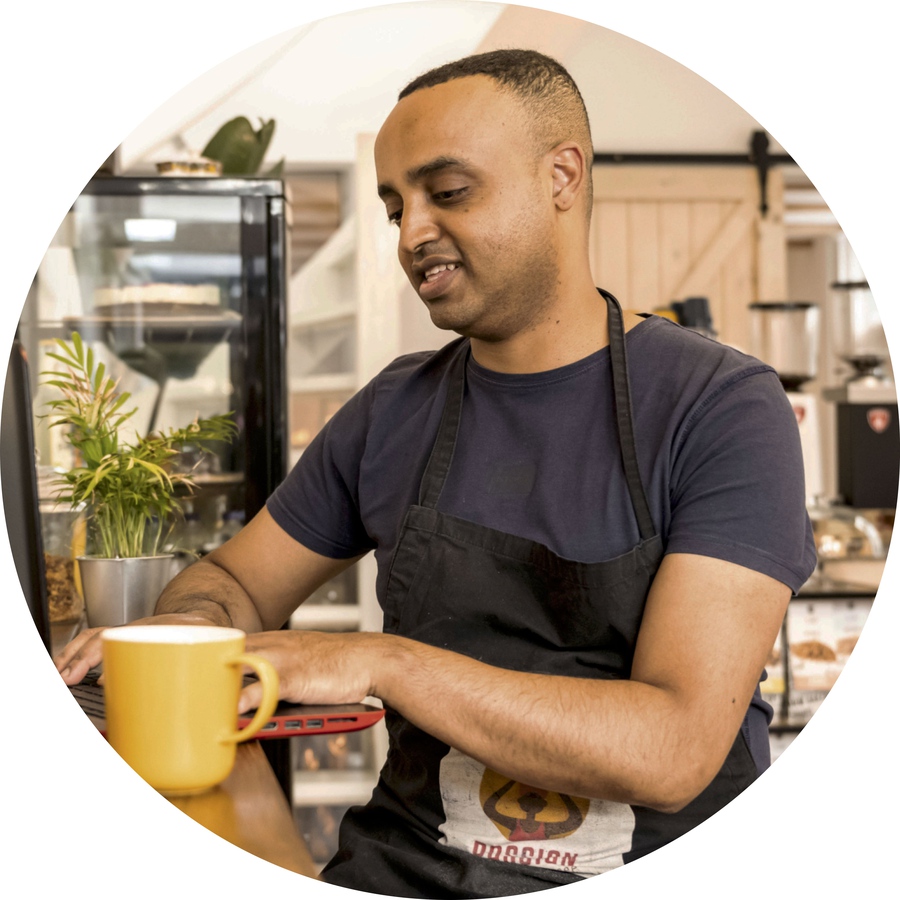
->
[224,653,280,743]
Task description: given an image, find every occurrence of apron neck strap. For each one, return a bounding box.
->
[418,344,467,508]
[601,289,656,542]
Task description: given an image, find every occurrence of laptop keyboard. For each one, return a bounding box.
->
[68,669,105,717]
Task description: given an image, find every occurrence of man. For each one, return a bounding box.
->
[58,50,816,897]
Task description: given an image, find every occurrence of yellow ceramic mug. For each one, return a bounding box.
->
[101,625,279,796]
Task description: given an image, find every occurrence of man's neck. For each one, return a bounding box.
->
[469,281,615,374]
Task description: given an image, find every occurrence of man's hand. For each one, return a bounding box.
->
[238,630,382,714]
[53,613,222,685]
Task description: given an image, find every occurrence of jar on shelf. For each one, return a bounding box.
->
[40,500,86,627]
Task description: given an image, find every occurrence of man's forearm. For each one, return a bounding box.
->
[372,633,705,813]
[154,556,265,634]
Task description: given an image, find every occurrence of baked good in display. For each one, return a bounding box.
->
[45,552,82,623]
[94,283,221,307]
[836,634,860,657]
[156,156,222,176]
[789,640,837,662]
[94,284,221,315]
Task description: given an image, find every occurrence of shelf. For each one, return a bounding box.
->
[290,374,357,393]
[292,769,378,807]
[796,572,878,599]
[291,604,361,631]
[162,381,233,401]
[302,214,355,268]
[64,309,242,336]
[769,716,812,734]
[190,472,244,486]
[291,301,357,330]
[18,321,72,338]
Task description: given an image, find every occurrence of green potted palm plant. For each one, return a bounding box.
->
[41,333,237,627]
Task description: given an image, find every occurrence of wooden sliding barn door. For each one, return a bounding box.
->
[588,165,787,350]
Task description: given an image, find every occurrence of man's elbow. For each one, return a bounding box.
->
[628,753,723,814]
[641,786,702,815]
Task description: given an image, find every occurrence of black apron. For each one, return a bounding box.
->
[322,290,759,898]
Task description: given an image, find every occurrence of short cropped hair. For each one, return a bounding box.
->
[399,49,594,213]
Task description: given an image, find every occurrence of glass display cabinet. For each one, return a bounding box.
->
[17,176,289,563]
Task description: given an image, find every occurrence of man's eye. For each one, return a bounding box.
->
[434,188,466,202]
[386,209,402,226]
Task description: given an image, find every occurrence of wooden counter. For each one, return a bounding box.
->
[54,624,318,878]
[167,740,319,878]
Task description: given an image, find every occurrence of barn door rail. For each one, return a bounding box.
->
[592,130,794,217]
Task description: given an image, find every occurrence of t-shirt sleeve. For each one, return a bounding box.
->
[266,382,378,559]
[663,368,817,593]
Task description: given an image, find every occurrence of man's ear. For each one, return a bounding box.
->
[549,142,586,212]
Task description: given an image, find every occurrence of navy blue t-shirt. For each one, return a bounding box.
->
[268,315,817,770]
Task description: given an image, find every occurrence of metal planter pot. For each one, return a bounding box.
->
[77,555,176,628]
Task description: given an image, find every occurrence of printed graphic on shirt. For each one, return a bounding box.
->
[438,748,635,876]
[480,768,589,841]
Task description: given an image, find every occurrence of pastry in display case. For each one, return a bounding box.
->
[155,155,223,178]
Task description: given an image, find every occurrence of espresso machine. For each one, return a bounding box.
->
[749,301,824,505]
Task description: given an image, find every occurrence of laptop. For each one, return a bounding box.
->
[70,669,384,738]
[2,337,384,740]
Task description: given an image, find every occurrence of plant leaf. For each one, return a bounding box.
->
[45,351,76,368]
[202,116,257,175]
[72,331,84,365]
[246,118,276,175]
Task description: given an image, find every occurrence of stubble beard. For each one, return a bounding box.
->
[427,235,562,344]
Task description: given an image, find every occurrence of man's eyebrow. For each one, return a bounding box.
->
[408,155,474,181]
[377,156,474,199]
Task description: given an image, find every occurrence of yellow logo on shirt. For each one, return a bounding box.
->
[479,768,590,841]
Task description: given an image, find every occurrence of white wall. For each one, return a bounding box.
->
[120,2,780,173]
[120,3,506,171]
[478,4,784,154]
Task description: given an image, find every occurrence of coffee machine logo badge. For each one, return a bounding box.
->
[867,408,891,434]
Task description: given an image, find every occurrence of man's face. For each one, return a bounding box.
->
[374,76,561,342]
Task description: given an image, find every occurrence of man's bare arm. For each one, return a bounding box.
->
[156,507,360,631]
[54,508,360,683]
[240,552,790,813]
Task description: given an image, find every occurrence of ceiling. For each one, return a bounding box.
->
[120,2,786,174]
[120,2,505,171]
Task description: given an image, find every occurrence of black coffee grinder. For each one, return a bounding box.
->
[824,281,899,510]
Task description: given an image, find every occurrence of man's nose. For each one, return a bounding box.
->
[398,200,440,256]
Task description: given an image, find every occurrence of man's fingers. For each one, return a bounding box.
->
[54,628,107,684]
[58,649,102,685]
[53,626,102,669]
[238,680,266,715]
[54,615,221,685]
